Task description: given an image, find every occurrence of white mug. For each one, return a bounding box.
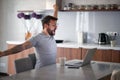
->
[110,41,116,47]
[59,57,66,66]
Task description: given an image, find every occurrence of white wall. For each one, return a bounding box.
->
[55,12,77,42]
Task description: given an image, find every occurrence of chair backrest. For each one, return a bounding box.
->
[0,72,9,78]
[14,57,33,73]
[28,53,36,68]
[111,70,120,80]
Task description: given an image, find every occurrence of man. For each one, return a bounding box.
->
[0,4,58,69]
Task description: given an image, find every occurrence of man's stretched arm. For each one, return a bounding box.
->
[0,41,33,57]
[53,4,58,18]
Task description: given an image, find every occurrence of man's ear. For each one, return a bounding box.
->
[43,24,48,29]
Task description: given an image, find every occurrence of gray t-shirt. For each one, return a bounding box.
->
[29,33,57,69]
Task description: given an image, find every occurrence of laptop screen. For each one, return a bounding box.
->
[81,48,97,66]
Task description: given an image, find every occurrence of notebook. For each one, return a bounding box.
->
[65,48,97,68]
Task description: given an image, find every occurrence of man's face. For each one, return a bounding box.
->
[47,20,57,36]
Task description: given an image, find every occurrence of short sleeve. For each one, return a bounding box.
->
[29,35,38,47]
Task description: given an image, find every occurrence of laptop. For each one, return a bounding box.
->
[65,48,97,68]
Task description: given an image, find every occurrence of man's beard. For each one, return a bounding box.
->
[47,28,55,36]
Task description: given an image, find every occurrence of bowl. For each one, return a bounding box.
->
[55,40,63,43]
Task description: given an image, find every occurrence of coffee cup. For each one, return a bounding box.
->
[59,57,66,66]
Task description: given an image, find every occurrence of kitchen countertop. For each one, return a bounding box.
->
[6,41,120,50]
[57,42,120,50]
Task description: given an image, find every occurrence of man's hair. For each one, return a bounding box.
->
[41,15,58,29]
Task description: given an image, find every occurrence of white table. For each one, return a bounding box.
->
[1,60,120,80]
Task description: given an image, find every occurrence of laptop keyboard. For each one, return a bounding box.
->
[65,61,83,66]
[74,62,83,64]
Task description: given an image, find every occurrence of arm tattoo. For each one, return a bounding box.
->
[3,41,32,56]
[4,44,24,55]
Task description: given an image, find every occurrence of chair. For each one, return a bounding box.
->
[14,57,33,73]
[111,70,120,80]
[28,53,36,68]
[0,72,9,78]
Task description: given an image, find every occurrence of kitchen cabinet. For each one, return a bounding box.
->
[70,48,81,60]
[81,48,102,61]
[100,49,112,62]
[63,48,71,60]
[57,0,120,11]
[7,44,34,75]
[82,48,114,62]
[81,48,87,59]
[57,47,120,63]
[81,48,101,61]
[111,50,120,63]
[57,47,64,62]
[57,47,82,62]
[93,49,103,61]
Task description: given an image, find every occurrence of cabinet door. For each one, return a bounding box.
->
[101,49,112,62]
[57,47,64,62]
[82,48,112,62]
[81,48,88,59]
[93,49,102,61]
[57,47,71,62]
[70,48,82,60]
[57,47,82,62]
[111,50,120,63]
[94,49,112,62]
[63,48,71,60]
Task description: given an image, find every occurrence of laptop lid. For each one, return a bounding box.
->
[81,48,97,66]
[65,48,97,67]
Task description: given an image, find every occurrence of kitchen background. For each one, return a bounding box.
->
[0,0,120,72]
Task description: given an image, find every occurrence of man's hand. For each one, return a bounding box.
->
[53,4,58,18]
[53,4,58,11]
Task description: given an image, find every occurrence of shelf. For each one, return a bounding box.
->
[57,0,120,12]
[60,9,120,12]
[17,10,34,13]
